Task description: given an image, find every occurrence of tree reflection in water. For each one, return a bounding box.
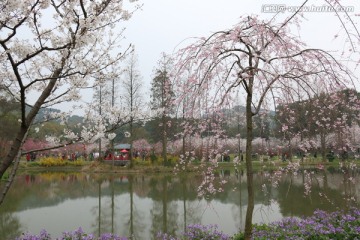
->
[0,168,358,239]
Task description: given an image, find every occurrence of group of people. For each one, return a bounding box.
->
[25,152,37,161]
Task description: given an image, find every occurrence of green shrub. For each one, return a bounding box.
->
[68,159,85,166]
[150,153,157,164]
[36,157,85,167]
[159,155,179,166]
[133,157,151,166]
[232,232,245,240]
[37,157,66,167]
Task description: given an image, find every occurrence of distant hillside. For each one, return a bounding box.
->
[24,105,84,124]
[25,105,61,122]
[222,105,275,118]
[67,115,84,125]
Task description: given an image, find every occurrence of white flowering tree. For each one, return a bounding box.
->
[0,0,141,204]
[172,11,356,239]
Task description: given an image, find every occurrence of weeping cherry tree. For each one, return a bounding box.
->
[172,15,354,239]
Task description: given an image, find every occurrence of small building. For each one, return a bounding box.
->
[104,143,131,165]
[114,143,131,152]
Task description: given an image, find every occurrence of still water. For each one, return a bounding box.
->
[0,168,358,239]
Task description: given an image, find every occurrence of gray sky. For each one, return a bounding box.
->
[123,0,360,95]
[55,0,359,114]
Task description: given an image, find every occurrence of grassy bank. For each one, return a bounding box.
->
[16,156,347,172]
[1,154,351,180]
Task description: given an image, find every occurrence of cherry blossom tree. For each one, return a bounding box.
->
[0,0,141,204]
[131,138,153,161]
[172,14,355,239]
[277,89,360,161]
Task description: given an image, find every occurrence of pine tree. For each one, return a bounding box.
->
[150,53,175,165]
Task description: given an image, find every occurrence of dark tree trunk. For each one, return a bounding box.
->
[0,75,59,205]
[244,90,254,240]
[162,114,168,165]
[320,132,326,161]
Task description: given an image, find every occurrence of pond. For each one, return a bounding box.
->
[0,167,358,239]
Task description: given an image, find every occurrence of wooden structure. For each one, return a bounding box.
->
[104,143,131,166]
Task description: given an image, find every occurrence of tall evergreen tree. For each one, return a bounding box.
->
[150,53,175,165]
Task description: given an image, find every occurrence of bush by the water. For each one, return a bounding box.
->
[16,208,360,239]
[35,156,85,167]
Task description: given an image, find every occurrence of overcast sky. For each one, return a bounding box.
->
[122,0,360,94]
[57,0,360,114]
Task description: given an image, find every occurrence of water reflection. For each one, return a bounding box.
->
[0,168,358,239]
